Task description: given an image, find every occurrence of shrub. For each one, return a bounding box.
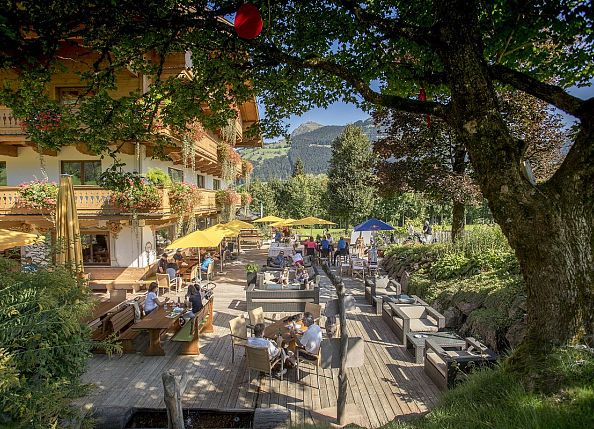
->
[145,168,171,187]
[113,179,161,211]
[16,179,59,211]
[0,258,94,428]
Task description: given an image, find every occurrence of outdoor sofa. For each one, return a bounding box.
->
[382,301,445,345]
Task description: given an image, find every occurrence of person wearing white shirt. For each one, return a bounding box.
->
[292,251,304,266]
[247,323,288,377]
[298,312,323,355]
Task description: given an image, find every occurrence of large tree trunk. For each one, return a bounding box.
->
[436,0,594,348]
[451,144,467,242]
[451,200,465,243]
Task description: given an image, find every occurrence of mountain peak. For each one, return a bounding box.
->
[291,121,324,137]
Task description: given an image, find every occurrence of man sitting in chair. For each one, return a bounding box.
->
[270,251,287,268]
[200,253,213,275]
[248,323,289,377]
[295,312,323,358]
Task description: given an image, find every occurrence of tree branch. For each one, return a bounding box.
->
[257,43,448,117]
[489,64,586,119]
[336,0,437,47]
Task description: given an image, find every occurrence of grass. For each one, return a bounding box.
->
[380,347,594,429]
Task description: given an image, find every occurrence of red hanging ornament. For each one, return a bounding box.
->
[418,87,431,128]
[234,4,263,40]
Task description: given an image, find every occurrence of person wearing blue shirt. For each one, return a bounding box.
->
[333,237,348,265]
[22,257,38,273]
[320,237,330,259]
[201,253,213,274]
[274,230,282,242]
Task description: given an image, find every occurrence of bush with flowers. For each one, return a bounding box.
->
[215,188,241,207]
[240,191,253,207]
[169,182,202,214]
[17,180,59,211]
[112,179,161,212]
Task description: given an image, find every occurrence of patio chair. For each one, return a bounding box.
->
[388,304,445,345]
[296,346,321,388]
[229,315,248,363]
[247,306,275,334]
[156,273,177,295]
[338,254,351,276]
[245,345,285,397]
[305,302,322,323]
[351,258,366,281]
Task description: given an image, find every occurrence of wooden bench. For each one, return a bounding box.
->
[171,297,214,355]
[92,305,136,352]
[117,297,146,353]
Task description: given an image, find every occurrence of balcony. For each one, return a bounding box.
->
[0,186,218,218]
[0,108,25,136]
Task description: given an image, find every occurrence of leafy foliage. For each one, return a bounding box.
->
[0,258,93,428]
[16,179,58,211]
[327,125,377,225]
[145,168,171,187]
[168,182,201,214]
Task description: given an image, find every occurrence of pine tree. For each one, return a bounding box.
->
[327,125,377,228]
[292,157,305,177]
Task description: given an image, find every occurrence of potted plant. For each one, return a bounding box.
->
[245,263,260,287]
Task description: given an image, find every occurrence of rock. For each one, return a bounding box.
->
[443,307,464,328]
[505,317,527,348]
[253,407,291,429]
[456,301,482,315]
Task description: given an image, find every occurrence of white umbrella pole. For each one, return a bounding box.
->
[198,249,202,283]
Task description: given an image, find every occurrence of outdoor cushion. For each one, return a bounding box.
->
[426,352,447,377]
[398,305,427,319]
[265,283,282,290]
[409,318,439,332]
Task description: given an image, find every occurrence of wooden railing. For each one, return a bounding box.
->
[0,186,218,217]
[0,107,24,135]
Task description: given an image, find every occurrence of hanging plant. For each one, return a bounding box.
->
[240,191,253,207]
[112,179,161,212]
[218,142,242,182]
[221,118,238,146]
[169,182,202,214]
[181,135,196,171]
[16,180,59,211]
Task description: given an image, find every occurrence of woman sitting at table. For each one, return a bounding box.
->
[200,253,213,274]
[144,282,170,316]
[185,284,204,318]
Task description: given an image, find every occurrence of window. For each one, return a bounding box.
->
[61,161,102,185]
[197,174,205,188]
[213,179,221,190]
[168,167,184,183]
[81,233,110,265]
[0,162,6,186]
[155,226,175,256]
[57,87,89,108]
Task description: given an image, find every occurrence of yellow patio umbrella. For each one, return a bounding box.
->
[270,218,295,228]
[0,229,45,251]
[166,229,225,281]
[288,216,336,226]
[55,175,83,273]
[206,223,240,238]
[253,215,284,223]
[225,219,255,230]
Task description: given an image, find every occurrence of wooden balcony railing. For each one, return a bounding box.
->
[0,186,218,217]
[0,108,24,136]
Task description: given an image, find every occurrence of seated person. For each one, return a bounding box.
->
[21,256,38,273]
[296,312,323,357]
[200,253,213,274]
[166,258,182,289]
[274,267,290,285]
[271,251,287,268]
[144,282,170,315]
[185,284,204,318]
[274,230,282,243]
[173,248,185,263]
[295,267,309,285]
[157,252,169,274]
[292,251,304,267]
[248,323,289,377]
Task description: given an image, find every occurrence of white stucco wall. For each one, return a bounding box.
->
[0,144,225,189]
[113,224,157,268]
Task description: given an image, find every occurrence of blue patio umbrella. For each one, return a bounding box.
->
[354,218,395,231]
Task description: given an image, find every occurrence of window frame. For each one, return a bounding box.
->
[60,160,102,185]
[168,167,184,183]
[80,232,110,266]
[0,161,6,186]
[56,86,91,108]
[212,179,221,190]
[196,174,206,188]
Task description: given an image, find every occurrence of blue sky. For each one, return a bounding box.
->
[261,81,593,142]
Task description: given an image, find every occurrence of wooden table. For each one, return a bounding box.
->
[131,307,182,356]
[406,331,465,364]
[178,261,198,282]
[263,314,308,350]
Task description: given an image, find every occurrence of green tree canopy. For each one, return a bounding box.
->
[327,125,377,226]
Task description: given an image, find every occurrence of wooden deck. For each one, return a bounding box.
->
[78,248,440,428]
